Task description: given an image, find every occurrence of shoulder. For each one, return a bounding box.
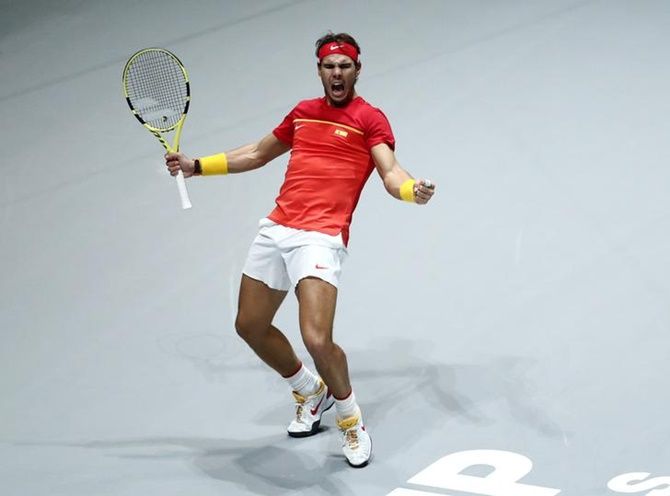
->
[292,97,326,113]
[352,97,392,127]
[353,97,385,114]
[351,97,395,149]
[276,98,323,125]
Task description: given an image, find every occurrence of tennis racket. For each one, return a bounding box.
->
[122,47,192,209]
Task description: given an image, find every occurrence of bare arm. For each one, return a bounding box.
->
[223,133,291,173]
[166,133,290,177]
[371,143,435,204]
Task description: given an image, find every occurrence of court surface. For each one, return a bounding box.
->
[1,1,669,495]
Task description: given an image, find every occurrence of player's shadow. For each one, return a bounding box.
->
[17,339,564,494]
[35,435,353,495]
[249,337,566,461]
[344,338,566,451]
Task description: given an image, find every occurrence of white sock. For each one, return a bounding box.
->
[335,389,361,420]
[284,363,320,397]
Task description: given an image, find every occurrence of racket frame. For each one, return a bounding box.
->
[122,47,192,209]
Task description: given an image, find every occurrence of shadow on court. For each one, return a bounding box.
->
[9,339,567,495]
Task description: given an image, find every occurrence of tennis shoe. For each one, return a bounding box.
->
[337,414,372,468]
[287,380,334,438]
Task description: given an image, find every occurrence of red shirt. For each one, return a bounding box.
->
[270,96,395,245]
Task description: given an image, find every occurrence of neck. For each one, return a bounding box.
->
[326,90,358,107]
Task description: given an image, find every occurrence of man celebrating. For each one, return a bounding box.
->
[165,32,435,468]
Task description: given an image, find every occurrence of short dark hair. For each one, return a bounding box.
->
[315,32,361,66]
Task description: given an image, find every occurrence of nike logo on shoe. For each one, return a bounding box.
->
[311,396,325,415]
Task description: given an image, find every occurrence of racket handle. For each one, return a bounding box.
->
[175,171,192,209]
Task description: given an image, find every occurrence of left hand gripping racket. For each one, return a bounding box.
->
[122,47,192,209]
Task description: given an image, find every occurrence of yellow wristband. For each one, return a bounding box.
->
[200,153,228,175]
[399,179,416,202]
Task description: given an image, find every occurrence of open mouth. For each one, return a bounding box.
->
[331,81,345,98]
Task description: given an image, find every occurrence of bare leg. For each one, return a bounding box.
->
[296,277,351,398]
[296,277,371,466]
[235,274,301,377]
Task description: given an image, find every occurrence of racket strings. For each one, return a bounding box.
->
[125,49,188,131]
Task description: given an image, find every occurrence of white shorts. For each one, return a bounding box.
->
[242,218,348,291]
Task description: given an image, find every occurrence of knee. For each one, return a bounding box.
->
[302,331,335,361]
[235,312,261,343]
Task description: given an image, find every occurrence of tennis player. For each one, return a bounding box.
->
[165,32,435,468]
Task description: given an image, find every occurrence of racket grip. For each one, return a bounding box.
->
[175,171,192,209]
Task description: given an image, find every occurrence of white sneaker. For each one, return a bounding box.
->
[287,380,334,438]
[337,414,372,468]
